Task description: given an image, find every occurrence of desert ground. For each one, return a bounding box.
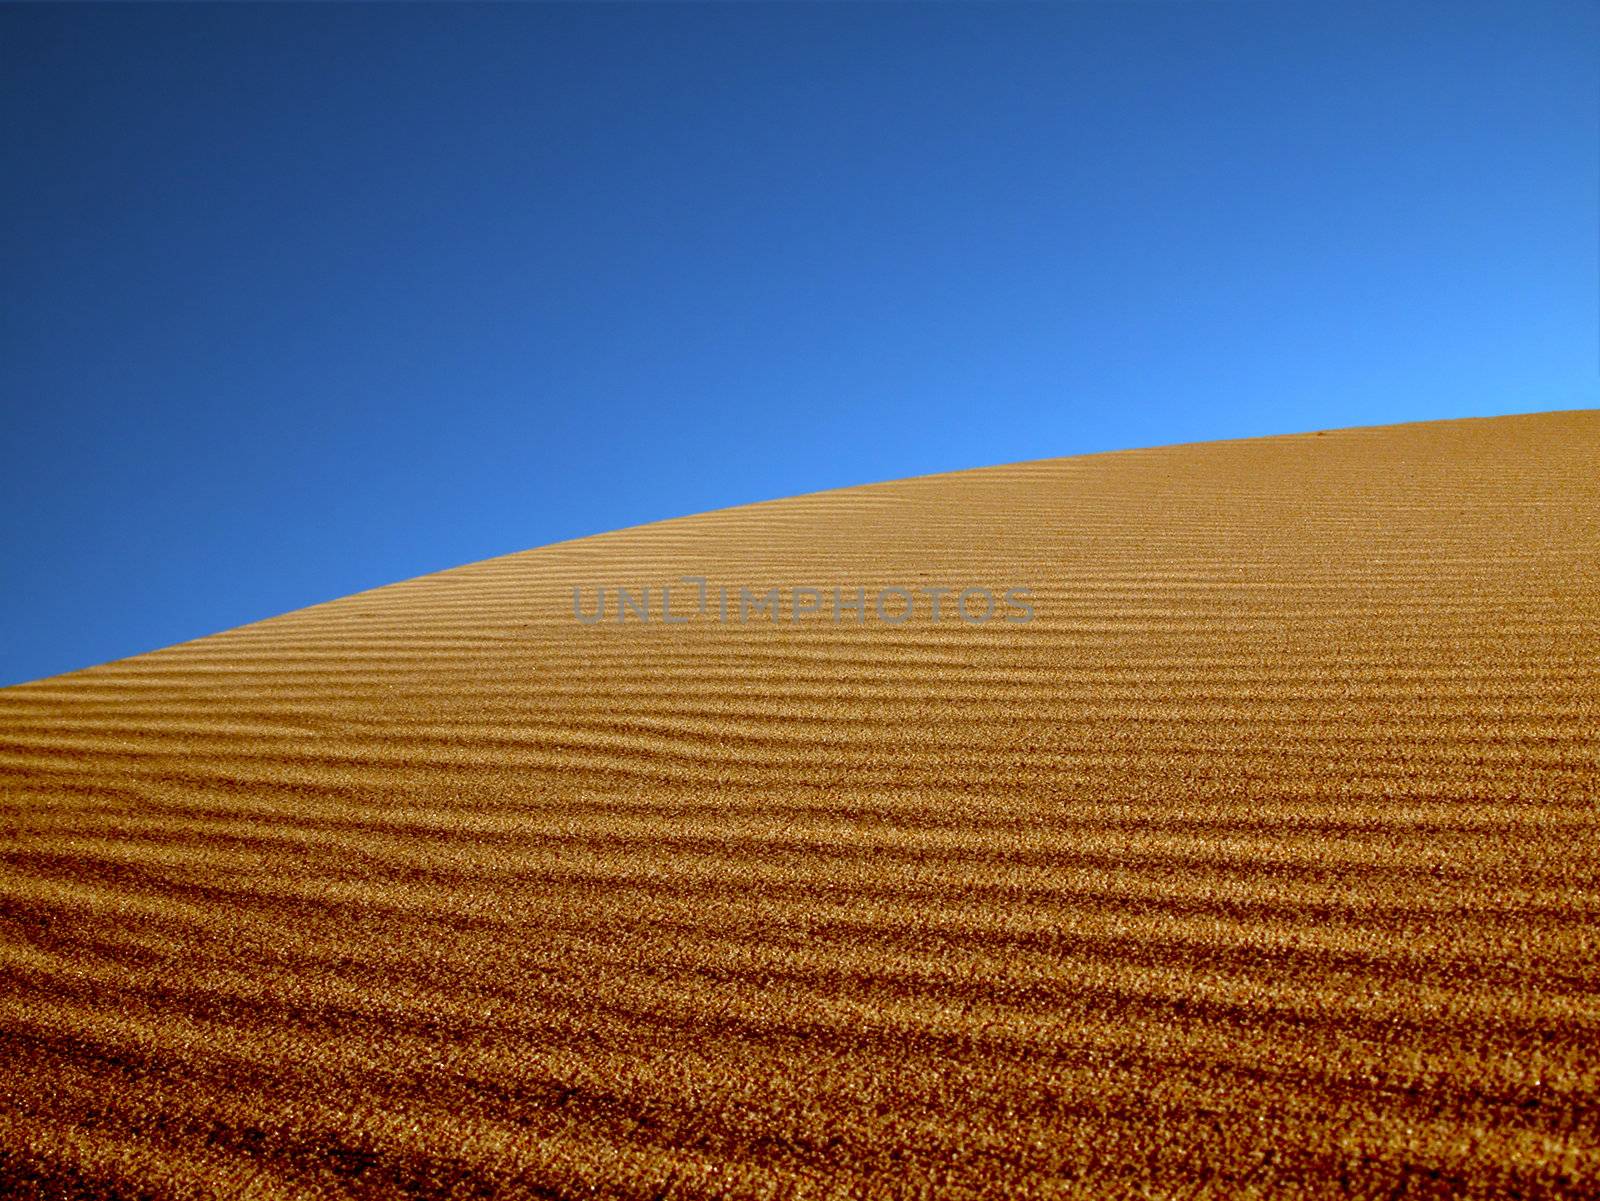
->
[0,411,1596,1199]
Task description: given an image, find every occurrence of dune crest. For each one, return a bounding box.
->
[2,411,1597,1198]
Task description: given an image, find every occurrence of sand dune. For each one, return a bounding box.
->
[1,411,1597,1199]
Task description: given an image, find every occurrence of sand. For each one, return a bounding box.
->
[0,410,1596,1199]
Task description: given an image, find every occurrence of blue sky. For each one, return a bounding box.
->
[1,1,1596,687]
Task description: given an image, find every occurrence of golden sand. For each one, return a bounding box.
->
[1,411,1596,1198]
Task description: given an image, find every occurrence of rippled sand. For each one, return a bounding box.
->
[2,411,1597,1198]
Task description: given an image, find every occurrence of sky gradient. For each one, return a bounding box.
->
[2,0,1596,687]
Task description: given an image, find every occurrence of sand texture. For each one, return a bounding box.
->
[1,411,1597,1199]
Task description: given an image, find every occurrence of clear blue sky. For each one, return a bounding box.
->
[2,1,1595,687]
